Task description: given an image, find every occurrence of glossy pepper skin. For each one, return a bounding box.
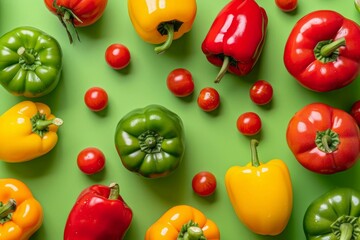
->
[304,188,360,240]
[284,10,360,92]
[0,26,62,97]
[0,178,43,240]
[225,139,293,235]
[128,0,197,53]
[286,103,360,174]
[115,104,185,178]
[0,101,63,163]
[64,183,133,240]
[145,205,220,240]
[201,0,268,83]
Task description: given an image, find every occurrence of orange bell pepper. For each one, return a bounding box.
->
[0,178,43,240]
[145,205,220,240]
[225,139,293,236]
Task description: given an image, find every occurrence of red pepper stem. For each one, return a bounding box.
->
[320,37,346,57]
[154,24,174,54]
[17,47,35,64]
[108,183,120,200]
[250,139,260,167]
[0,199,16,220]
[339,223,353,240]
[215,56,229,83]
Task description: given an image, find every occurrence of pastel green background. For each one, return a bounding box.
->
[0,0,359,239]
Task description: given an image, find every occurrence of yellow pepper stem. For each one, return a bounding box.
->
[250,139,260,167]
[178,220,206,240]
[0,199,16,224]
[154,23,174,54]
[31,112,63,137]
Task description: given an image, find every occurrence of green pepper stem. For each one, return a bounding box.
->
[108,183,120,200]
[35,118,64,131]
[0,199,16,220]
[154,23,174,54]
[320,37,346,57]
[250,139,260,167]
[214,56,229,83]
[17,47,35,64]
[339,223,353,240]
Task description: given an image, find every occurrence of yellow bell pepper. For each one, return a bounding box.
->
[225,139,293,236]
[0,101,63,163]
[145,205,220,240]
[0,178,43,240]
[128,0,197,53]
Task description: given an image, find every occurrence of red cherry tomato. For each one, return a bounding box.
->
[275,0,297,12]
[250,80,273,105]
[350,100,360,126]
[105,43,131,70]
[236,112,262,136]
[192,171,217,197]
[197,87,220,112]
[77,147,106,175]
[166,68,195,97]
[84,87,108,111]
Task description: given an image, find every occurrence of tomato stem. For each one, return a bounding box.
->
[215,56,229,83]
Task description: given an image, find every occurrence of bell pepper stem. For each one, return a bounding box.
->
[320,37,346,57]
[17,47,35,64]
[108,183,120,200]
[154,23,174,54]
[36,118,63,131]
[183,226,204,240]
[315,129,339,153]
[339,223,353,240]
[250,139,260,167]
[215,56,229,83]
[0,199,16,221]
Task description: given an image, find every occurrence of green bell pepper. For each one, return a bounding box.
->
[0,26,63,97]
[114,104,185,178]
[303,188,360,240]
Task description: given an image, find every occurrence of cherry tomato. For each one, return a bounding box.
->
[84,87,108,111]
[275,0,297,12]
[250,80,273,105]
[105,43,131,70]
[197,87,220,112]
[77,147,106,175]
[166,68,195,97]
[350,100,360,126]
[236,112,262,136]
[192,171,217,197]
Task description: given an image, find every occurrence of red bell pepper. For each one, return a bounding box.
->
[64,183,133,240]
[201,0,268,83]
[286,103,360,174]
[284,10,360,92]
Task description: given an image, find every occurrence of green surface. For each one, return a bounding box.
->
[0,0,359,239]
